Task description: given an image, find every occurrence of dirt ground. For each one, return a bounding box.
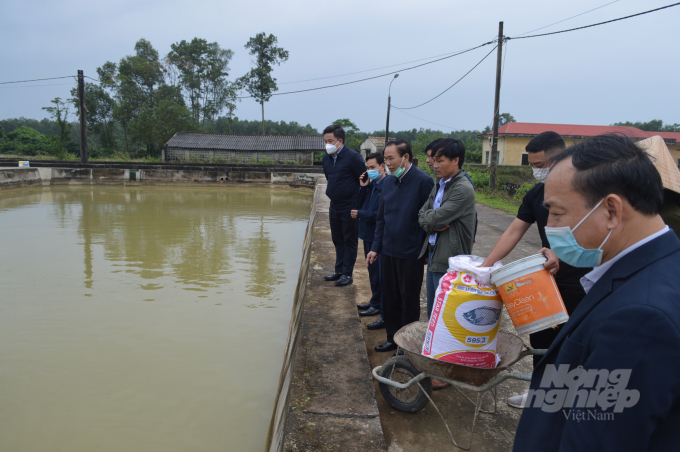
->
[353,204,544,452]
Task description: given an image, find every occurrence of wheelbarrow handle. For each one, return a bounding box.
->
[371,365,429,390]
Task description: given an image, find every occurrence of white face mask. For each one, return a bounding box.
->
[533,167,550,183]
[325,141,341,154]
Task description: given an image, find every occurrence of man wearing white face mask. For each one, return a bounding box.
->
[322,124,367,287]
[481,131,592,409]
[514,134,680,452]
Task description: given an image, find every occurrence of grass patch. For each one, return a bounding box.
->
[475,188,521,215]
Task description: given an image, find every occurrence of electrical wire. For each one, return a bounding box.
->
[0,82,76,90]
[508,2,680,40]
[514,0,621,37]
[392,45,497,110]
[278,45,498,85]
[236,40,495,99]
[391,108,457,131]
[0,76,75,85]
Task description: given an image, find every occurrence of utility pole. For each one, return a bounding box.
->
[385,74,399,151]
[77,70,89,163]
[489,22,503,192]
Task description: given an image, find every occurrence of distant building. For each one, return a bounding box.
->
[479,123,680,166]
[359,136,395,159]
[164,132,323,165]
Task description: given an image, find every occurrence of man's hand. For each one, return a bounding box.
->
[433,224,450,232]
[351,209,358,219]
[540,248,560,275]
[359,172,370,187]
[366,251,378,266]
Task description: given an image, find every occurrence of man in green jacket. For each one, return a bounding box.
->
[418,138,476,320]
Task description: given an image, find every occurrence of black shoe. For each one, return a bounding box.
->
[392,349,405,356]
[357,303,371,310]
[334,275,353,287]
[324,273,342,281]
[367,318,385,330]
[360,307,380,317]
[375,341,397,352]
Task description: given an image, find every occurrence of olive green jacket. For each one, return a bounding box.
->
[418,170,476,273]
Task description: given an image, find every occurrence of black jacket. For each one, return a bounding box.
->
[322,146,366,208]
[357,177,385,242]
[371,165,435,259]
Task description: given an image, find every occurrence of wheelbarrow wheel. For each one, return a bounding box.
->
[379,357,432,413]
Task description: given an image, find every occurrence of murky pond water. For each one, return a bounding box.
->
[0,185,312,451]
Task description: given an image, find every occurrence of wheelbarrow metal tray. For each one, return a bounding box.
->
[394,321,526,387]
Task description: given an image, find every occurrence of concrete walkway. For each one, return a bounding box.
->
[355,204,543,452]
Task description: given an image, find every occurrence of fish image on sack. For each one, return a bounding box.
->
[422,255,504,368]
[462,307,502,326]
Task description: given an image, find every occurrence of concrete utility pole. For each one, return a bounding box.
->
[77,70,89,163]
[384,74,399,151]
[489,22,503,192]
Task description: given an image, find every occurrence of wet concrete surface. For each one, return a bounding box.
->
[355,204,543,452]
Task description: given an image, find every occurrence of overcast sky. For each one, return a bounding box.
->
[1,0,677,133]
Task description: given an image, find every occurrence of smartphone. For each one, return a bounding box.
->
[361,173,369,183]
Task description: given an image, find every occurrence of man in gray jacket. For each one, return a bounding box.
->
[418,138,476,318]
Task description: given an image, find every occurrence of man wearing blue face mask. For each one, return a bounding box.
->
[514,134,680,452]
[351,152,387,328]
[481,131,591,409]
[322,124,367,287]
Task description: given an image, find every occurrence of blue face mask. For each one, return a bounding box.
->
[367,169,382,180]
[544,198,613,268]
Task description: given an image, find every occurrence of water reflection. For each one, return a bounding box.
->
[0,185,312,452]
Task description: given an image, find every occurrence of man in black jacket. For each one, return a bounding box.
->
[322,124,366,287]
[352,152,387,328]
[367,140,435,352]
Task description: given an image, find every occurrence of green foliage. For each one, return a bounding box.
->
[213,117,317,135]
[467,171,490,188]
[332,118,365,150]
[514,183,535,201]
[613,119,679,132]
[238,32,289,133]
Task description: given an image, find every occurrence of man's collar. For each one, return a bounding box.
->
[581,226,670,293]
[333,145,345,158]
[399,163,415,184]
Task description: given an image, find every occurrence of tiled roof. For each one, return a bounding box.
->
[482,122,679,143]
[367,137,396,146]
[166,132,323,151]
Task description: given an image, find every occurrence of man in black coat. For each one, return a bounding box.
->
[367,140,434,352]
[514,134,680,451]
[322,124,366,287]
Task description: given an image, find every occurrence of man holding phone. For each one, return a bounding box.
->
[352,153,387,328]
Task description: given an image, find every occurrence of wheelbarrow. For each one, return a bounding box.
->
[371,321,545,451]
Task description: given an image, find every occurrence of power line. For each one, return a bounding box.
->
[236,41,495,99]
[514,0,621,37]
[391,108,457,131]
[0,82,76,90]
[278,46,496,85]
[392,45,498,110]
[84,76,100,82]
[508,2,680,40]
[0,75,75,85]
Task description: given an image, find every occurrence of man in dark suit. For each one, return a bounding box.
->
[322,124,366,287]
[367,140,434,352]
[352,152,387,328]
[514,134,680,451]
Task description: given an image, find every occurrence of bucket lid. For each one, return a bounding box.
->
[490,254,547,286]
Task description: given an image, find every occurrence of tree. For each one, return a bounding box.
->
[70,83,116,151]
[613,119,679,132]
[42,97,72,145]
[499,113,516,127]
[166,38,237,128]
[131,97,197,150]
[238,32,289,134]
[332,118,364,151]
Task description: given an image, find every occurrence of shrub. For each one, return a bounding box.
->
[468,171,489,188]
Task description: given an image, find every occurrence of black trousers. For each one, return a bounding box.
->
[382,253,426,343]
[329,205,358,277]
[529,284,587,368]
[363,241,382,310]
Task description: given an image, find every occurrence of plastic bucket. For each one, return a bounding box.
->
[490,254,568,336]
